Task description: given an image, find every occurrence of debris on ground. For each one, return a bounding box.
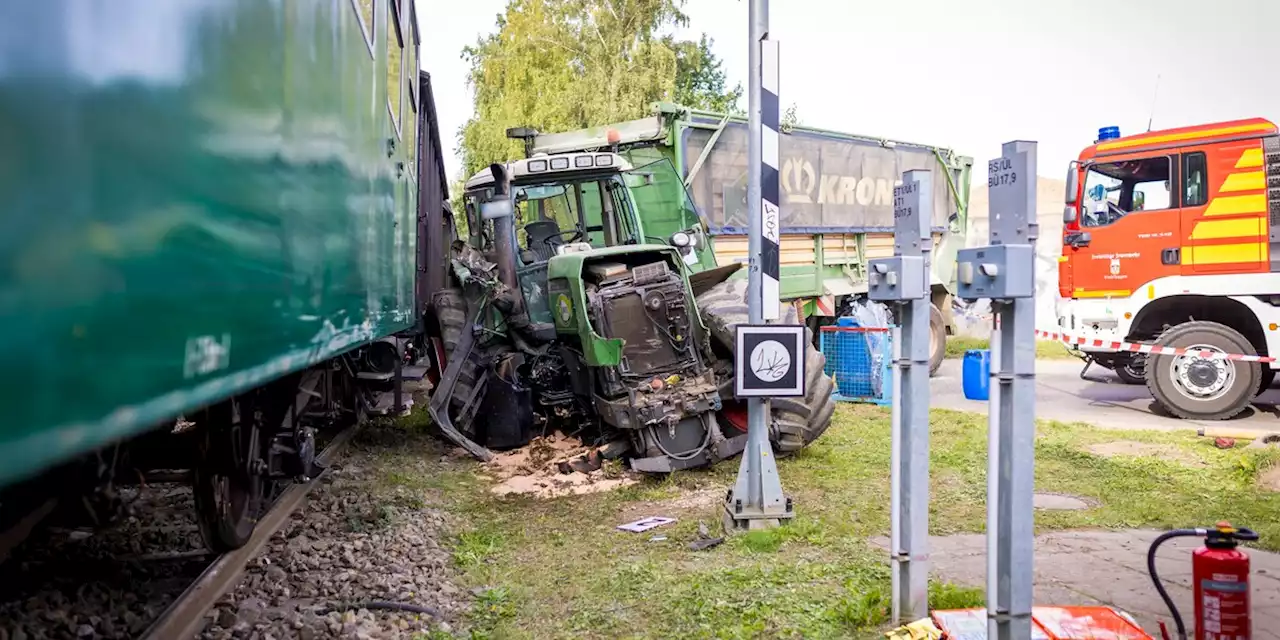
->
[485,432,639,498]
[1214,436,1237,449]
[688,521,724,551]
[617,517,675,533]
[883,617,941,640]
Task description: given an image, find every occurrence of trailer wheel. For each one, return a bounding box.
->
[696,280,836,452]
[929,303,946,377]
[1145,321,1259,420]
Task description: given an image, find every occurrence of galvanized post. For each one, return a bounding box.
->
[724,0,791,532]
[958,141,1038,640]
[869,171,933,622]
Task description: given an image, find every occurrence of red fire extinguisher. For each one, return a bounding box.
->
[1148,522,1258,640]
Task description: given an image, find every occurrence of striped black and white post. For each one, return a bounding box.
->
[760,40,781,321]
[725,0,791,532]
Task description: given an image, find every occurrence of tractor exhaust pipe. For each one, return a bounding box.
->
[482,163,520,295]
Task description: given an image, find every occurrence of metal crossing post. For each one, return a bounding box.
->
[956,142,1039,640]
[724,0,792,532]
[869,170,934,622]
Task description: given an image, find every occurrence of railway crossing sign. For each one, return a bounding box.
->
[734,324,806,398]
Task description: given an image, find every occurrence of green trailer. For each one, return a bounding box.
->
[0,0,442,553]
[518,103,974,372]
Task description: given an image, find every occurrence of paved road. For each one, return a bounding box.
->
[873,530,1280,638]
[931,357,1280,436]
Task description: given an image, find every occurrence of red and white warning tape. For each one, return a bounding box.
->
[1034,329,1277,364]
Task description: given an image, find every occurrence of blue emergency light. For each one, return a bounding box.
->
[1096,126,1121,142]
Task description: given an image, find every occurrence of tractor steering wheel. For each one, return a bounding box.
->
[546,229,585,246]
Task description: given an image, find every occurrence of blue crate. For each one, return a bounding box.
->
[820,321,894,406]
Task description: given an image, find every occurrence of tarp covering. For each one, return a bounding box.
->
[683,124,955,233]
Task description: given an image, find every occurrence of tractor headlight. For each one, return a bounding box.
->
[670,231,692,248]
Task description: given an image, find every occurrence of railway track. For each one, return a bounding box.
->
[140,424,359,640]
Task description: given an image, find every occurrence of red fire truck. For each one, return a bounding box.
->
[1058,118,1280,420]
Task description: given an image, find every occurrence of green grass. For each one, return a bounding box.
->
[945,336,1075,360]
[399,406,1280,639]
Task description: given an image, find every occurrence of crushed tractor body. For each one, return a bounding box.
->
[425,152,834,472]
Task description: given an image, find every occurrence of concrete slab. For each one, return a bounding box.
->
[873,530,1280,637]
[931,358,1280,436]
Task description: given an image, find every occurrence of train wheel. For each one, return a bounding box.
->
[192,400,265,553]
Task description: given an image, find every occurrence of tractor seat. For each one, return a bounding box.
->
[523,220,565,262]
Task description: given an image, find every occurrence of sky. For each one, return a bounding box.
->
[418,0,1280,185]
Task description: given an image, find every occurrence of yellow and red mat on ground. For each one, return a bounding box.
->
[885,606,1152,640]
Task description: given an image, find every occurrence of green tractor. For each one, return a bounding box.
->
[426,154,835,472]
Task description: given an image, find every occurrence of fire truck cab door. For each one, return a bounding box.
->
[1072,154,1182,298]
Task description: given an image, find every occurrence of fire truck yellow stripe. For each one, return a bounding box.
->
[1236,148,1264,169]
[1096,123,1275,151]
[1182,242,1265,265]
[1204,194,1267,216]
[1219,171,1266,193]
[1073,289,1131,298]
[1189,217,1267,240]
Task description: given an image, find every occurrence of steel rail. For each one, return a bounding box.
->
[141,425,359,640]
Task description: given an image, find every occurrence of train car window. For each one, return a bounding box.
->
[352,0,374,56]
[1182,152,1208,207]
[387,0,403,138]
[404,13,418,174]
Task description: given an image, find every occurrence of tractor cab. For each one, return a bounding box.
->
[462,152,707,330]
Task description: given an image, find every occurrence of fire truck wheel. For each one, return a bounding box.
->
[929,304,946,377]
[1258,367,1276,397]
[1113,353,1147,385]
[1145,321,1260,420]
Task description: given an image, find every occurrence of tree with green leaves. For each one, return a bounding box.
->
[670,34,743,115]
[459,0,739,177]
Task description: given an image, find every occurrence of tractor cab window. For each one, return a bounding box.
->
[512,175,638,263]
[1080,157,1172,228]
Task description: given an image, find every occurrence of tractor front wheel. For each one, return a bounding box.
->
[696,280,837,453]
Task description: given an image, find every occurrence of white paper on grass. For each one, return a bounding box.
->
[616,517,676,533]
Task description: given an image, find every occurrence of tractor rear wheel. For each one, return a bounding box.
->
[696,280,837,452]
[1145,321,1259,420]
[431,287,483,426]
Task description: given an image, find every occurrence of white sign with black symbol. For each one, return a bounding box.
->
[734,324,806,398]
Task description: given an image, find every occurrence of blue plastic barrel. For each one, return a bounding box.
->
[962,349,991,401]
[834,317,876,398]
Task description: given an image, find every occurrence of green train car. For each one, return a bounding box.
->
[0,0,448,553]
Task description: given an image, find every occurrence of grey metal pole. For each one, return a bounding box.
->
[745,0,766,511]
[724,0,790,532]
[958,141,1039,639]
[870,171,933,622]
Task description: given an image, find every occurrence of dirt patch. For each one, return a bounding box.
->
[1086,441,1206,467]
[484,432,639,498]
[1033,492,1094,510]
[1259,465,1280,492]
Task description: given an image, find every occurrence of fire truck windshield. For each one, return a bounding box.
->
[1079,157,1171,227]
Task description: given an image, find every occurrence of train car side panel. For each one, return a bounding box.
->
[0,0,420,486]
